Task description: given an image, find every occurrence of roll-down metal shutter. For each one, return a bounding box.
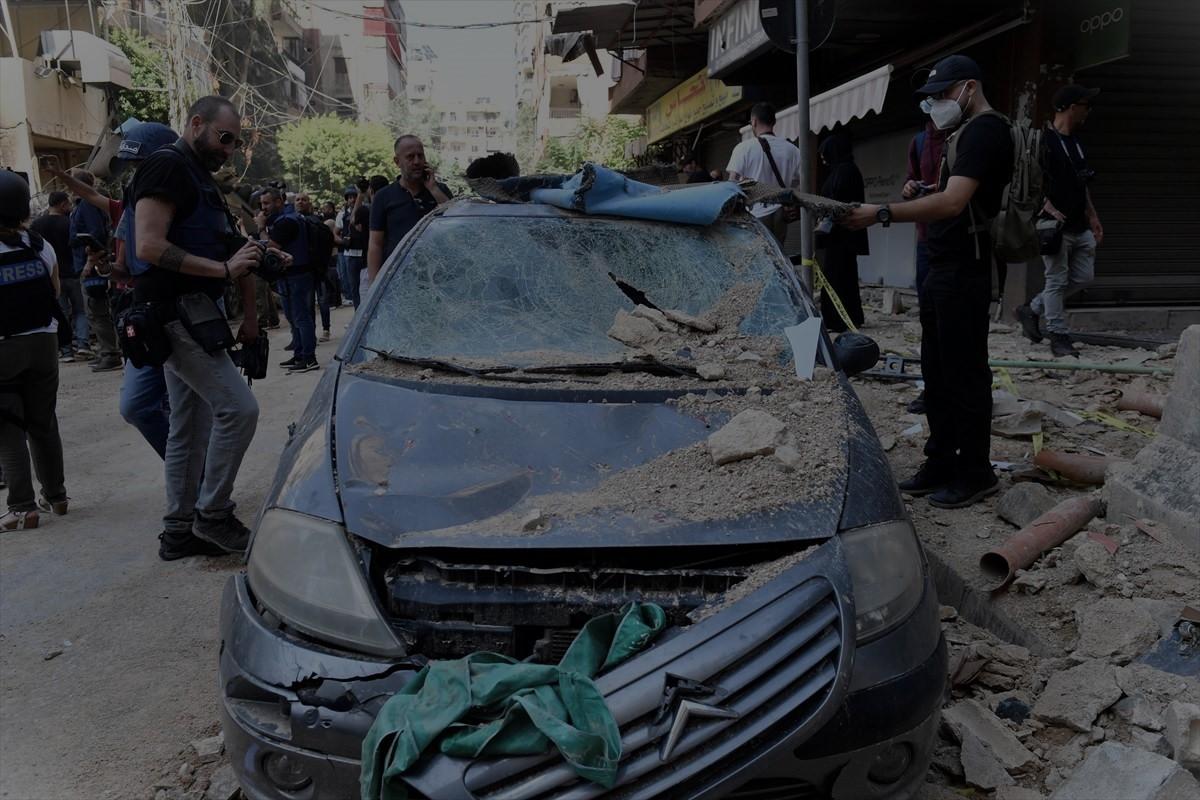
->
[1072,0,1200,305]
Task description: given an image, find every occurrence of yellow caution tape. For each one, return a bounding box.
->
[803,257,858,333]
[1032,431,1044,455]
[1078,410,1155,438]
[994,367,1019,398]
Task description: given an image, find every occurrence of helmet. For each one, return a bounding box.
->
[0,169,31,226]
[116,122,178,162]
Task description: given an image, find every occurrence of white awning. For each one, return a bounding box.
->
[740,64,894,141]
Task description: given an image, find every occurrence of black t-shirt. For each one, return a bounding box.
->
[928,114,1014,265]
[370,181,452,263]
[129,145,225,301]
[1043,129,1091,233]
[30,213,73,278]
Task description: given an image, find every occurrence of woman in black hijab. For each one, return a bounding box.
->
[817,132,867,331]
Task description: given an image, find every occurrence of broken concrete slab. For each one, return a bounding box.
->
[1048,742,1200,800]
[696,362,726,381]
[607,310,662,348]
[959,728,1016,790]
[1129,728,1174,759]
[1163,701,1200,773]
[1115,695,1166,732]
[774,445,803,472]
[1106,324,1200,556]
[993,389,1024,417]
[944,698,1039,772]
[998,483,1057,528]
[1074,597,1161,664]
[630,304,677,332]
[1033,659,1122,732]
[203,764,239,800]
[1073,537,1116,589]
[190,735,223,764]
[992,408,1044,438]
[1117,664,1200,707]
[1026,400,1085,428]
[662,307,716,333]
[707,409,786,465]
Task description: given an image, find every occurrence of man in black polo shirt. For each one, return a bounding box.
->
[366,135,451,286]
[843,54,1013,508]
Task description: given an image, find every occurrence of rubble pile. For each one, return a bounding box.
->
[132,731,242,800]
[854,291,1198,798]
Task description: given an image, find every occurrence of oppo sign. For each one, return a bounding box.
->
[1080,6,1125,35]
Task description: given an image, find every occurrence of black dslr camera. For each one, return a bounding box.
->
[225,234,288,282]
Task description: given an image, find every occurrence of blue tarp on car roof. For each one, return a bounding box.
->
[475,163,745,226]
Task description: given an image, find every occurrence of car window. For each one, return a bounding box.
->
[358,215,807,366]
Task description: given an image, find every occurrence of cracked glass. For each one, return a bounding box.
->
[358,215,809,366]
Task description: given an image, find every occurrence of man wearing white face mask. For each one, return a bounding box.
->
[842,54,1013,509]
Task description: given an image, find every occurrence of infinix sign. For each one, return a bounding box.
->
[708,0,773,79]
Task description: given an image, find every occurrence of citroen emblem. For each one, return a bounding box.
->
[655,674,739,762]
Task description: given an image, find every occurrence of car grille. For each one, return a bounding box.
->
[724,778,825,799]
[463,576,844,800]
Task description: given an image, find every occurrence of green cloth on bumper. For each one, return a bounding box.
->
[361,601,667,800]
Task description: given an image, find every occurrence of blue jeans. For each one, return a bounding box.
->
[1031,229,1097,336]
[338,254,362,307]
[58,277,89,350]
[316,270,332,331]
[119,361,169,459]
[281,272,316,362]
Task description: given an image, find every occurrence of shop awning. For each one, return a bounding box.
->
[740,63,894,141]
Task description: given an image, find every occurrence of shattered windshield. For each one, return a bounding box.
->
[358,215,807,367]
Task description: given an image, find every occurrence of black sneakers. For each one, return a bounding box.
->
[898,462,952,496]
[1050,333,1079,358]
[279,356,300,368]
[928,474,1000,509]
[287,359,319,374]
[1015,305,1042,344]
[158,531,228,561]
[192,513,252,554]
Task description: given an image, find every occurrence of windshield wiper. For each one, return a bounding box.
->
[361,347,566,383]
[523,358,699,378]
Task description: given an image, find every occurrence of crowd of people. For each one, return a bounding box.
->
[0,96,455,548]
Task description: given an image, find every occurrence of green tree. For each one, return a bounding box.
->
[276,115,395,204]
[107,27,169,123]
[535,116,646,173]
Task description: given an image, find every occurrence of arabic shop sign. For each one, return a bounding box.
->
[646,68,744,143]
[708,0,773,79]
[1053,0,1131,71]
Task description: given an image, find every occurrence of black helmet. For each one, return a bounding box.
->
[0,169,31,226]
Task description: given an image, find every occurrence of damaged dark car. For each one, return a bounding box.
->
[219,198,946,799]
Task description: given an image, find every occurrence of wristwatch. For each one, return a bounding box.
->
[876,204,892,228]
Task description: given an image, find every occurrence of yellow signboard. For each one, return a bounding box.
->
[646,68,744,143]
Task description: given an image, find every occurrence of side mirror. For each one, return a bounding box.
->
[833,332,880,377]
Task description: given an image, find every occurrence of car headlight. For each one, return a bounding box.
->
[842,520,925,642]
[247,508,404,656]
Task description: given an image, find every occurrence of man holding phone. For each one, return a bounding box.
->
[366,135,451,285]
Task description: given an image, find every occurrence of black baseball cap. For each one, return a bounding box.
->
[916,54,983,96]
[1053,84,1100,111]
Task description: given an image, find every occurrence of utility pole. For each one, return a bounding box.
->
[794,0,813,292]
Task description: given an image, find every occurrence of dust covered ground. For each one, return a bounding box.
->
[850,287,1199,798]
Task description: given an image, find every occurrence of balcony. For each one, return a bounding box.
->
[549,107,581,119]
[608,46,706,115]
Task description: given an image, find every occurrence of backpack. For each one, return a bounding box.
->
[302,217,334,276]
[945,110,1044,262]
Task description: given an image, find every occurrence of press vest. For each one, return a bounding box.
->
[0,232,56,337]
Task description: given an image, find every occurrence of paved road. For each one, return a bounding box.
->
[0,310,349,799]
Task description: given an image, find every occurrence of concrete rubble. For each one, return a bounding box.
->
[706,408,786,465]
[852,293,1198,799]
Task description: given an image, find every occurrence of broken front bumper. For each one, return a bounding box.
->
[220,536,943,800]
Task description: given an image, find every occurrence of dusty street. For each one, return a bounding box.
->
[2,296,1198,800]
[0,309,346,800]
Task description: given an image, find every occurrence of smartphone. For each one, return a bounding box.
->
[71,233,106,252]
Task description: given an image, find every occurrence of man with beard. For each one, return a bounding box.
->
[366,135,451,285]
[131,95,285,560]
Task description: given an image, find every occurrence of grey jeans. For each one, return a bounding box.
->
[1031,229,1096,336]
[161,321,259,534]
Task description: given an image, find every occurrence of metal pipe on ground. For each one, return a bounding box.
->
[987,358,1173,376]
[1116,389,1166,419]
[980,494,1105,590]
[1033,449,1125,485]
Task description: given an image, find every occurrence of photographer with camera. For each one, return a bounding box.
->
[260,187,319,373]
[131,96,285,559]
[1016,84,1103,358]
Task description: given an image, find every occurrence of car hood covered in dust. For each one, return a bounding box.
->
[333,369,851,550]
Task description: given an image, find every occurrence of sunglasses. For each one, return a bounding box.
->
[216,129,245,149]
